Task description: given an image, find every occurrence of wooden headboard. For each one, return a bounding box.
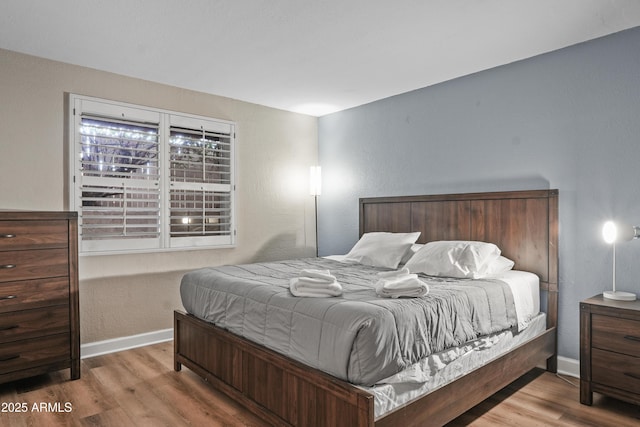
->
[360,189,559,330]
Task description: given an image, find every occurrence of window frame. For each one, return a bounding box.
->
[68,94,236,255]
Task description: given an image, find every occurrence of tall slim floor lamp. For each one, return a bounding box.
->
[310,166,321,257]
[602,220,639,301]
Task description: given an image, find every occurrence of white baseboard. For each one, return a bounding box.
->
[557,355,579,378]
[81,328,173,359]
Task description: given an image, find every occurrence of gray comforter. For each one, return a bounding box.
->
[180,258,516,386]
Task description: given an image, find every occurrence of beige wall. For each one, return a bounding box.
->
[0,48,318,343]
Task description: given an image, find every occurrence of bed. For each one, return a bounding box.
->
[174,189,559,426]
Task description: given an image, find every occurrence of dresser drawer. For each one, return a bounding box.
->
[0,305,69,344]
[0,249,68,283]
[0,278,69,313]
[0,333,70,375]
[0,212,78,384]
[592,348,640,395]
[0,220,69,251]
[592,314,640,357]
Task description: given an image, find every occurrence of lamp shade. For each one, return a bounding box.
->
[309,166,321,196]
[602,220,638,301]
[602,221,638,244]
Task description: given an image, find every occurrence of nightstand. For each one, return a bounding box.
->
[580,294,640,406]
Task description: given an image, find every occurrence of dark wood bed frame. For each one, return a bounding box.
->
[174,189,559,426]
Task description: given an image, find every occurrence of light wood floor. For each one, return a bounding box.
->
[0,342,638,426]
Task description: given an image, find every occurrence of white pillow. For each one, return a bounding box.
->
[343,232,421,269]
[405,240,501,279]
[484,255,515,276]
[400,243,424,264]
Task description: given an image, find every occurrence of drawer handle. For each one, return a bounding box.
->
[624,335,640,343]
[0,234,15,238]
[0,295,17,300]
[0,325,18,332]
[0,355,19,362]
[0,265,16,269]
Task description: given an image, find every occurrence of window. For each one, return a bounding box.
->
[167,116,234,248]
[69,95,235,254]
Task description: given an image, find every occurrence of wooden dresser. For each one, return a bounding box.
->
[0,211,79,383]
[580,294,640,406]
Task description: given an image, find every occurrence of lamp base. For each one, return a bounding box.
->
[603,290,637,301]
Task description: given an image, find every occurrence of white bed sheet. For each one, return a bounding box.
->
[489,270,540,331]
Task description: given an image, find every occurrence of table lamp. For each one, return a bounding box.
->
[602,220,639,301]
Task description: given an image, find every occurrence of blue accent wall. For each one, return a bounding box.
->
[318,26,640,360]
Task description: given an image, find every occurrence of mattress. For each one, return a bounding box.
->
[180,258,529,386]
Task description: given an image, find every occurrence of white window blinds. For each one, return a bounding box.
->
[168,116,234,248]
[70,95,236,254]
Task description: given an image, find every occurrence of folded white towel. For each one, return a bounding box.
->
[375,274,429,298]
[377,267,410,279]
[295,276,340,288]
[300,269,337,283]
[289,269,342,297]
[290,278,343,297]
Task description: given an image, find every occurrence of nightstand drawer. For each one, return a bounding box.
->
[0,278,69,313]
[592,314,640,357]
[592,348,640,395]
[0,249,69,283]
[0,220,69,251]
[0,333,70,375]
[0,305,69,343]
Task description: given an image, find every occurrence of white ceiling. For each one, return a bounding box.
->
[2,0,640,116]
